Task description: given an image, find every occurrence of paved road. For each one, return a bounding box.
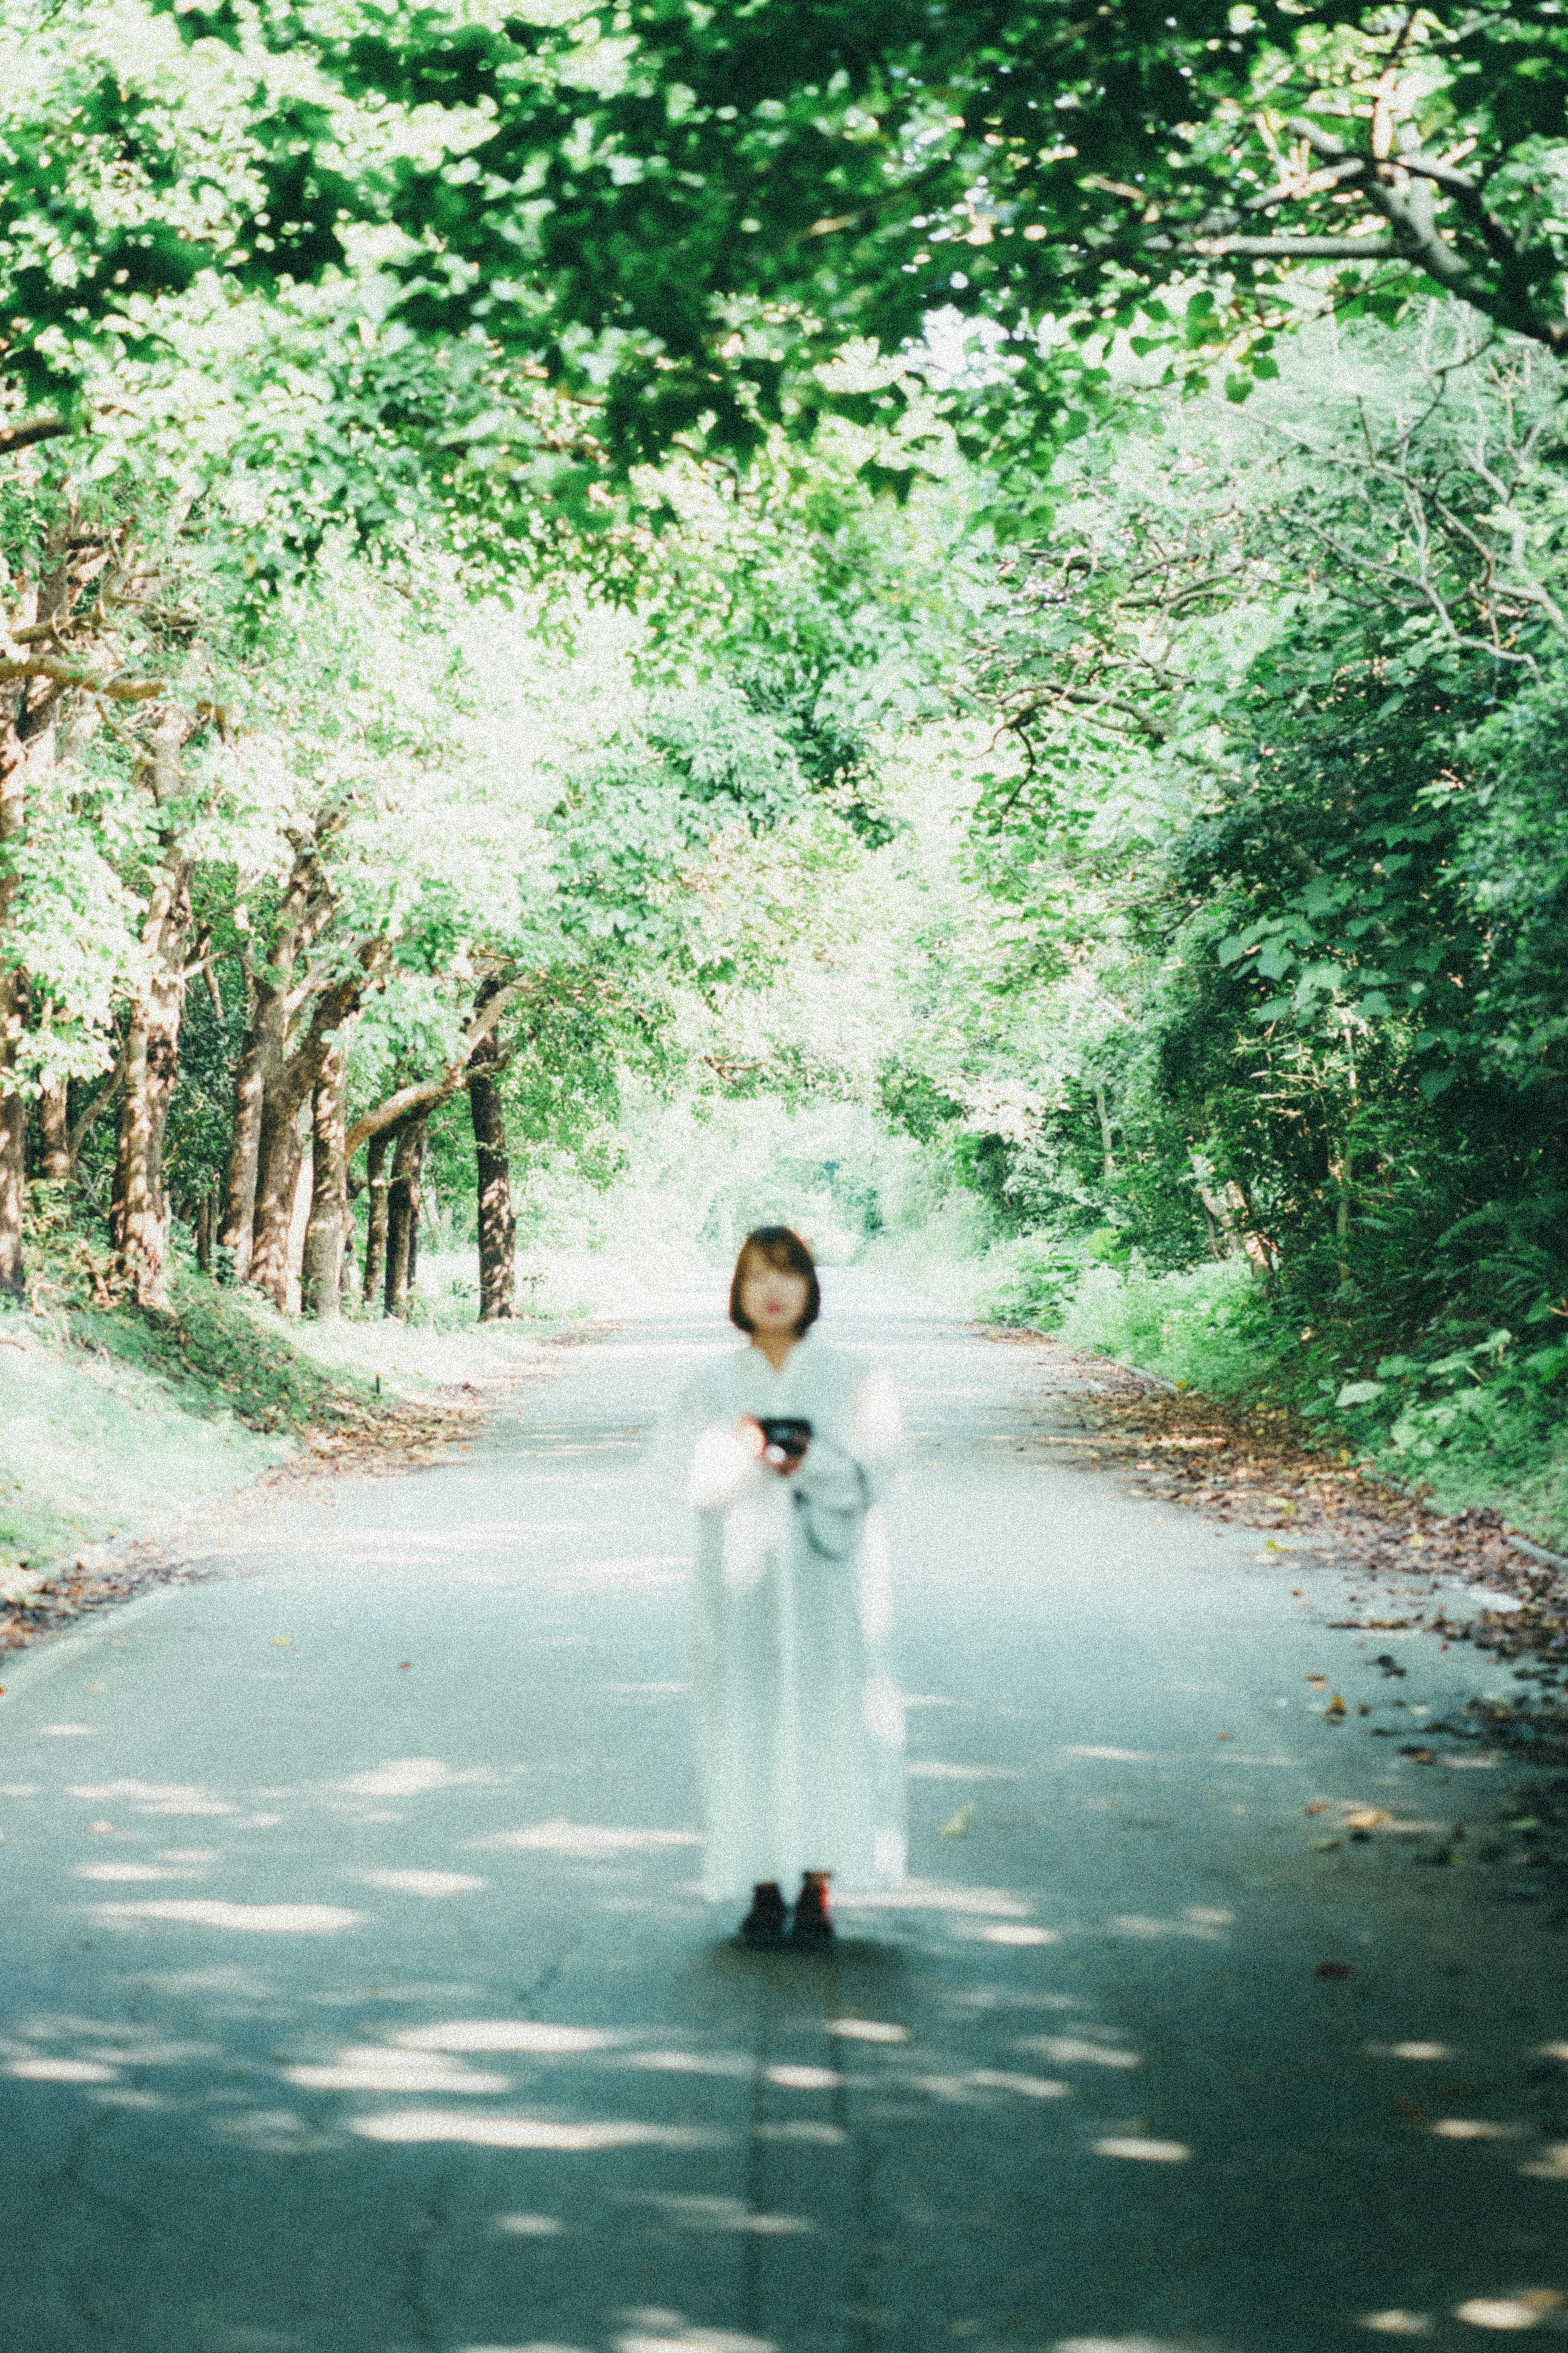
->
[0,1271,1564,2353]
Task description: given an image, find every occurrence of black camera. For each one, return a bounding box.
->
[758,1416,812,1468]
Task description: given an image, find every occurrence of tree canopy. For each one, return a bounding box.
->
[8,1,1568,488]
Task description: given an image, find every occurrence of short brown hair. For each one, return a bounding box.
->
[729,1226,821,1336]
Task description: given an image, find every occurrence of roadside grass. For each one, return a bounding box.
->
[0,1207,582,1586]
[870,1219,1568,1553]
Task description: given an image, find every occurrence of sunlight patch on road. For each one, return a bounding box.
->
[1519,2145,1568,2180]
[1022,2038,1142,2069]
[482,1820,703,1855]
[493,2214,566,2236]
[913,2070,1071,2101]
[70,1780,236,1815]
[1054,2339,1209,2350]
[973,1925,1060,1946]
[398,2022,636,2054]
[1453,2294,1566,2329]
[825,2019,909,2044]
[615,2320,774,2353]
[1090,2137,1192,2162]
[1359,2315,1434,2336]
[89,1900,366,1933]
[350,2109,728,2150]
[8,2056,119,2083]
[340,1759,499,1797]
[1058,1746,1157,1764]
[1110,1914,1229,1941]
[621,2050,753,2080]
[74,1863,204,1882]
[284,2046,509,2094]
[621,2193,814,2235]
[359,1870,487,1898]
[844,1880,1034,1918]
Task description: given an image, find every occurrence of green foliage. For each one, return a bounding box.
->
[18,1185,376,1436]
[9,0,1568,521]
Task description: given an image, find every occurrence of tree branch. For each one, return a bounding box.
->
[67,1046,126,1165]
[0,653,165,702]
[0,415,68,456]
[1194,234,1399,261]
[345,975,526,1160]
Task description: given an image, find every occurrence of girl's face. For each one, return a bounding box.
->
[739,1255,810,1339]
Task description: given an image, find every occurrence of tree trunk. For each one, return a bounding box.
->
[0,517,76,1302]
[108,827,194,1310]
[0,743,33,1303]
[362,1129,391,1308]
[36,1080,69,1183]
[0,1018,22,1303]
[383,1116,428,1321]
[468,1029,514,1321]
[195,1189,215,1275]
[249,1091,307,1309]
[67,1043,126,1180]
[1094,1087,1116,1185]
[218,956,267,1282]
[248,972,363,1310]
[301,1042,347,1320]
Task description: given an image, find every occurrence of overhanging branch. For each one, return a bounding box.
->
[1194,234,1398,261]
[0,653,165,702]
[0,415,68,456]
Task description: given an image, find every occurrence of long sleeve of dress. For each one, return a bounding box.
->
[686,1423,764,1514]
[848,1363,906,1506]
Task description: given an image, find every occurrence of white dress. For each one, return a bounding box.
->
[667,1332,908,1905]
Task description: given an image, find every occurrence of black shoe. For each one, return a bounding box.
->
[739,1881,788,1947]
[788,1870,834,1948]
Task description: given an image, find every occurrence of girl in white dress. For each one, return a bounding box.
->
[672,1227,907,1947]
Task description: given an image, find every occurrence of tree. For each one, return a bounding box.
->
[901,310,1568,1379]
[7,0,1566,500]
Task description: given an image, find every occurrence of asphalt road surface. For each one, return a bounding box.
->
[1,1270,1564,2353]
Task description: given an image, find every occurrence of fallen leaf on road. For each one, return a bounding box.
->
[1313,1837,1341,1851]
[1394,2095,1427,2124]
[271,1637,292,1648]
[1316,1960,1354,1980]
[1216,1732,1232,1742]
[940,1804,976,1839]
[399,1661,412,1671]
[1305,1801,1332,1816]
[1325,1694,1348,1720]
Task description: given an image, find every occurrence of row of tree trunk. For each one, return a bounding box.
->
[2,500,526,1319]
[8,954,520,1321]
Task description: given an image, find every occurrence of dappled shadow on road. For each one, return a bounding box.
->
[2,1756,1566,2352]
